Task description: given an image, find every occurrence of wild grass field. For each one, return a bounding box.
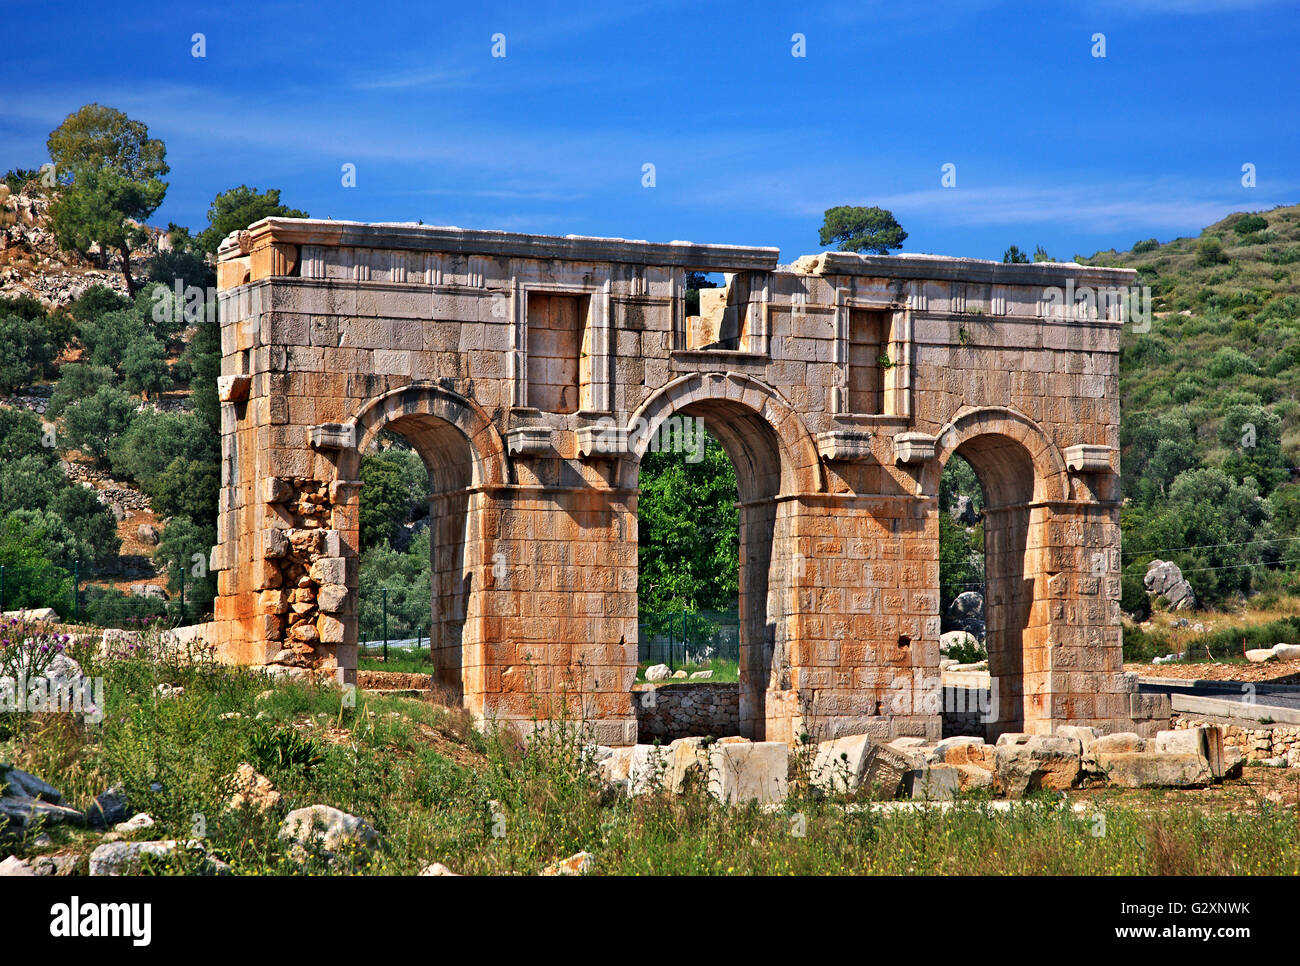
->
[5,632,1300,876]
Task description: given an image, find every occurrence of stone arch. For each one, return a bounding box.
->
[621,372,821,740]
[340,382,510,711]
[342,381,510,491]
[620,372,824,497]
[927,407,1065,737]
[923,406,1069,506]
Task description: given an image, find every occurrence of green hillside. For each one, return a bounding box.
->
[1081,204,1300,617]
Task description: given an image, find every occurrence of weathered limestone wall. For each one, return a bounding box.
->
[635,682,741,742]
[210,219,1163,745]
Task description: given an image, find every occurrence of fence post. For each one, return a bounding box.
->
[72,560,79,622]
[0,564,5,612]
[382,587,389,663]
[179,568,186,624]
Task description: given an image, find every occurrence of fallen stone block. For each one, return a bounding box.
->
[995,735,1082,797]
[909,765,961,801]
[644,664,671,682]
[1272,643,1300,662]
[708,740,788,804]
[1246,648,1277,663]
[1154,726,1224,778]
[1095,752,1213,788]
[1056,725,1099,747]
[928,736,985,763]
[628,744,671,795]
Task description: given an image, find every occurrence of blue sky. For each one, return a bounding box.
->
[1,0,1297,262]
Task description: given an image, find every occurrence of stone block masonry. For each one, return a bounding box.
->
[210,218,1166,745]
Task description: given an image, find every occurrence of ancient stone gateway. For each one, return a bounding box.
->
[210,219,1167,746]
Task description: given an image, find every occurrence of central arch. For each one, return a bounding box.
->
[624,373,822,740]
[341,383,510,712]
[925,407,1069,737]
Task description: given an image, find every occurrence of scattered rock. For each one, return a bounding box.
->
[227,764,281,814]
[137,524,160,546]
[279,805,379,859]
[88,840,227,876]
[155,683,185,698]
[1,766,61,803]
[671,669,688,679]
[1095,752,1213,788]
[644,664,671,683]
[540,850,593,876]
[1144,559,1196,611]
[113,813,155,835]
[1273,643,1300,662]
[689,669,713,680]
[0,855,34,876]
[948,591,984,621]
[419,862,460,876]
[86,787,129,829]
[994,735,1082,797]
[1246,648,1278,664]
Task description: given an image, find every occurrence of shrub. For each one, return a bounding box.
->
[0,312,56,392]
[1233,214,1268,235]
[1196,235,1228,267]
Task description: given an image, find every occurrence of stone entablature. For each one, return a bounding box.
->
[212,218,1162,746]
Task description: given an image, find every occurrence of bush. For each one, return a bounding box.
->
[1132,238,1160,254]
[0,407,50,462]
[1196,235,1228,267]
[1233,214,1268,235]
[108,409,211,485]
[61,384,137,466]
[46,363,118,417]
[0,312,56,392]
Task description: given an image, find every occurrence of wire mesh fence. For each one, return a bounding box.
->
[0,562,200,628]
[638,608,739,669]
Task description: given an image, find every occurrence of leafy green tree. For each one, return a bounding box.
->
[48,483,121,566]
[61,384,137,466]
[47,363,118,417]
[357,531,432,642]
[78,308,145,370]
[1032,245,1053,263]
[0,514,73,612]
[0,313,55,392]
[0,455,64,515]
[153,516,216,618]
[1122,468,1276,606]
[121,332,172,398]
[818,206,907,255]
[144,248,216,295]
[1003,245,1029,264]
[637,432,739,613]
[108,409,213,486]
[69,284,130,323]
[0,406,51,462]
[149,456,219,529]
[4,508,80,570]
[196,185,307,254]
[359,451,420,551]
[1218,404,1290,494]
[1120,411,1197,503]
[46,104,169,295]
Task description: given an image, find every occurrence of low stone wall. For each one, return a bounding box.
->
[942,685,989,737]
[1173,715,1300,765]
[633,682,740,742]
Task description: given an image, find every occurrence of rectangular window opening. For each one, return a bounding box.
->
[527,292,591,413]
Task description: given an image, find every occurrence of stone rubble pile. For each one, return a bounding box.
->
[808,721,1260,801]
[595,736,788,805]
[1174,716,1300,767]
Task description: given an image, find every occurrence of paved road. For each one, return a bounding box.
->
[1139,676,1300,713]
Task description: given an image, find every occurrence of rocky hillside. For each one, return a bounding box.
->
[0,179,168,307]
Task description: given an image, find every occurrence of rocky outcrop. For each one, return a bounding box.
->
[1144,559,1196,611]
